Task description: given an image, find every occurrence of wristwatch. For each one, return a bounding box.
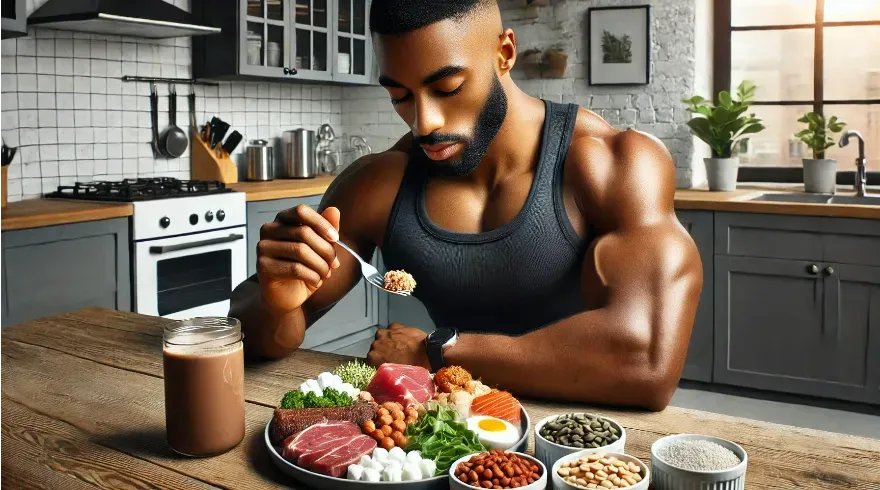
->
[425,327,458,373]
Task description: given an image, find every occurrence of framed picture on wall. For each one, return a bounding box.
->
[587,5,651,86]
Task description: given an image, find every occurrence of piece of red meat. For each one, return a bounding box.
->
[281,421,362,461]
[300,435,377,477]
[364,363,434,406]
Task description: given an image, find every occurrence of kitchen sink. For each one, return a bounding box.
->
[749,193,833,204]
[749,193,880,206]
[827,195,880,206]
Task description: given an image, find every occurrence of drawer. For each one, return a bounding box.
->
[715,212,880,266]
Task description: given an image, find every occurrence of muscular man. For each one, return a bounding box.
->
[230,0,702,411]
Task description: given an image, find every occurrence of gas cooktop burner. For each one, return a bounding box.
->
[46,178,231,202]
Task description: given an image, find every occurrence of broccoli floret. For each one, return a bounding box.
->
[322,387,353,407]
[280,390,306,409]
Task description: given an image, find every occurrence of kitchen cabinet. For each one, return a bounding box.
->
[715,256,880,404]
[246,194,381,352]
[1,0,27,39]
[675,210,714,382]
[192,0,373,84]
[1,218,131,327]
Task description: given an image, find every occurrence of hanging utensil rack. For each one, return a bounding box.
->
[121,76,219,86]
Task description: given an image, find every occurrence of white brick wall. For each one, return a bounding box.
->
[340,0,702,187]
[0,0,341,202]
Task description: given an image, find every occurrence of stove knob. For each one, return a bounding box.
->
[205,211,214,222]
[159,216,171,228]
[217,209,226,222]
[189,213,199,225]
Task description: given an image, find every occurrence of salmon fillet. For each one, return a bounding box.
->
[471,391,521,425]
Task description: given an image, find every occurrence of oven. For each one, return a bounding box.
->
[133,225,247,319]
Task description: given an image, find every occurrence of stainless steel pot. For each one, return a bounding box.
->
[246,139,274,181]
[283,129,316,179]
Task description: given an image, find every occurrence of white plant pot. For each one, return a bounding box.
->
[803,158,837,194]
[704,157,739,191]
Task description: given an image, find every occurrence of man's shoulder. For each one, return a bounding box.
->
[565,107,676,225]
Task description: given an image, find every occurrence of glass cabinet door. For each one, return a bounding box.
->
[292,0,333,81]
[333,0,371,83]
[241,0,291,77]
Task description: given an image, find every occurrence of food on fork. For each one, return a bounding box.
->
[383,269,417,292]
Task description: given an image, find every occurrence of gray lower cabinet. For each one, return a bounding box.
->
[246,195,380,353]
[675,210,714,382]
[1,218,131,327]
[714,255,880,404]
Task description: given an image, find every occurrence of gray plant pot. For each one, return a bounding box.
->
[803,158,837,194]
[704,157,739,191]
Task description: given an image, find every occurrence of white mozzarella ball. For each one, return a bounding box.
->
[346,464,364,481]
[419,459,437,478]
[371,447,389,463]
[388,446,407,463]
[339,382,359,396]
[358,455,372,467]
[381,465,402,482]
[384,459,402,472]
[401,463,422,481]
[362,468,382,482]
[405,450,422,464]
[317,372,337,390]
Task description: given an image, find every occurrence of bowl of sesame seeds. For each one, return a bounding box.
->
[649,434,748,490]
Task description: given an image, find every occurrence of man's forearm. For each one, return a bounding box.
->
[444,308,685,411]
[228,277,309,359]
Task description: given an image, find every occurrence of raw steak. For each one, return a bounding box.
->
[300,435,377,477]
[364,363,435,406]
[280,421,377,478]
[281,421,363,461]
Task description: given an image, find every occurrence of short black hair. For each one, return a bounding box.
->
[369,0,492,35]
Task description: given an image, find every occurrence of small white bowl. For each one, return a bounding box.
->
[449,451,547,490]
[650,434,748,490]
[534,413,626,471]
[551,451,649,490]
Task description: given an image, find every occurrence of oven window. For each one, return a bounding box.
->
[157,250,232,316]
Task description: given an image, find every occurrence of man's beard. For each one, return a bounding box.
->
[413,74,508,177]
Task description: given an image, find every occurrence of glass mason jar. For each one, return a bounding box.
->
[163,317,245,457]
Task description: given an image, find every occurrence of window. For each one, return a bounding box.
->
[715,0,880,182]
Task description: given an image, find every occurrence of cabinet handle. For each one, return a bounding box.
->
[283,67,298,76]
[825,266,835,276]
[808,264,819,275]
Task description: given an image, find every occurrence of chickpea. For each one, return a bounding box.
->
[362,420,376,433]
[391,430,407,447]
[391,419,407,433]
[391,410,405,421]
[380,437,395,450]
[381,425,393,436]
[371,429,385,441]
[377,407,390,417]
[378,414,393,426]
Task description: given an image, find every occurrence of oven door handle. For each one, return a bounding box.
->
[149,234,245,254]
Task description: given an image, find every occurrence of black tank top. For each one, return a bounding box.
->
[381,100,592,335]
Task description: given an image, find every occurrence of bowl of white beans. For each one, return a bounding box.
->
[649,434,747,490]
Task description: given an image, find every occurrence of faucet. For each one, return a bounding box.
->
[839,130,867,197]
[317,124,336,147]
[350,135,372,155]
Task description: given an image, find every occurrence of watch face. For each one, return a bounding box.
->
[428,328,456,345]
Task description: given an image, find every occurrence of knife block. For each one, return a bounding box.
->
[2,165,7,208]
[191,132,238,184]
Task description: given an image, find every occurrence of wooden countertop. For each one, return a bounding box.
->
[229,175,337,202]
[2,307,878,489]
[1,199,134,231]
[675,184,880,219]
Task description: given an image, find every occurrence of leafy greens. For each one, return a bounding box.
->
[404,403,486,474]
[280,387,352,409]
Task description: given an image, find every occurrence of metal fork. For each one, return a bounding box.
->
[335,240,412,296]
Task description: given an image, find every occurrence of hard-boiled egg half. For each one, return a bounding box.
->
[466,415,520,450]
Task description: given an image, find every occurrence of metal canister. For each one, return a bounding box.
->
[283,129,316,179]
[246,139,274,181]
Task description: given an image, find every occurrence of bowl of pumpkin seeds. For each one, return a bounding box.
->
[534,413,626,471]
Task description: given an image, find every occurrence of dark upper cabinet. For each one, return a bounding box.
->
[192,0,373,84]
[2,0,27,39]
[675,210,714,383]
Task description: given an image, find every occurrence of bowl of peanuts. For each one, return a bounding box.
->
[449,449,548,490]
[551,451,649,490]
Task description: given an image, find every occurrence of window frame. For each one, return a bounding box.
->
[714,0,880,184]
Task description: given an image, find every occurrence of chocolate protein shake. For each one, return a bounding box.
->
[163,318,245,457]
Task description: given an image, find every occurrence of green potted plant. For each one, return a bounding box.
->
[794,112,846,194]
[682,80,765,191]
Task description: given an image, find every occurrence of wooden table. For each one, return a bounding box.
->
[2,308,879,489]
